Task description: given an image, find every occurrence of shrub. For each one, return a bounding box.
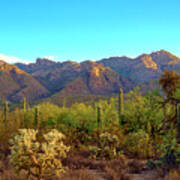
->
[9,129,70,180]
[124,130,153,158]
[155,135,180,169]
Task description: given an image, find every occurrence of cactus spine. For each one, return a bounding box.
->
[34,107,40,129]
[4,101,9,126]
[177,104,180,138]
[97,105,101,128]
[118,88,124,126]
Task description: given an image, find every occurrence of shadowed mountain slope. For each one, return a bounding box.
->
[0,61,49,102]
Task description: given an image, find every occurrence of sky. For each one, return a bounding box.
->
[0,0,180,63]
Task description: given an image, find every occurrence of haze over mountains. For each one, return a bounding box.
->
[0,50,180,102]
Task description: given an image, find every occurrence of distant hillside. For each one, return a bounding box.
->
[16,60,132,95]
[98,50,180,85]
[2,49,178,103]
[0,61,49,102]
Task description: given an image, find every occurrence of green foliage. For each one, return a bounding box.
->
[159,70,180,99]
[149,131,180,170]
[124,88,164,136]
[95,98,118,128]
[9,129,70,179]
[0,81,180,165]
[124,130,153,158]
[173,88,180,100]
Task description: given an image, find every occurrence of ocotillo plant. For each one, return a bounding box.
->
[34,107,40,129]
[177,104,180,138]
[97,105,101,128]
[118,88,124,126]
[4,101,9,127]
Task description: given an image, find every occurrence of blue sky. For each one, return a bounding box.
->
[0,0,180,63]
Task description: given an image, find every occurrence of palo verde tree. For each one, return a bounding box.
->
[159,70,180,116]
[159,70,180,100]
[159,70,180,136]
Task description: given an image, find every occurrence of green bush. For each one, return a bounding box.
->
[159,135,180,168]
[124,130,153,158]
[124,89,164,137]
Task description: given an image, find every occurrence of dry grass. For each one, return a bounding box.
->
[62,169,102,180]
[158,168,180,180]
[127,159,146,174]
[0,155,178,180]
[0,161,21,180]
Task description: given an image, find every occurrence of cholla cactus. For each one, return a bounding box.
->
[100,132,119,147]
[9,129,70,180]
[89,132,120,159]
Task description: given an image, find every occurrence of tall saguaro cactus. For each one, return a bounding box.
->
[23,97,27,112]
[34,107,40,129]
[177,104,180,138]
[4,101,9,126]
[97,105,101,128]
[118,88,124,126]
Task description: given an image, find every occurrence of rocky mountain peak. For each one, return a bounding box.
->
[139,55,158,70]
[36,58,56,65]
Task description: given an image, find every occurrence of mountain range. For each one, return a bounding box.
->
[0,50,180,103]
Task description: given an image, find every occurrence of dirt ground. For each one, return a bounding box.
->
[0,154,176,180]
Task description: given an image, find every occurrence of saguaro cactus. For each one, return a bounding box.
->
[34,107,40,129]
[177,104,180,138]
[118,88,124,126]
[97,105,101,128]
[23,97,27,112]
[4,101,9,126]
